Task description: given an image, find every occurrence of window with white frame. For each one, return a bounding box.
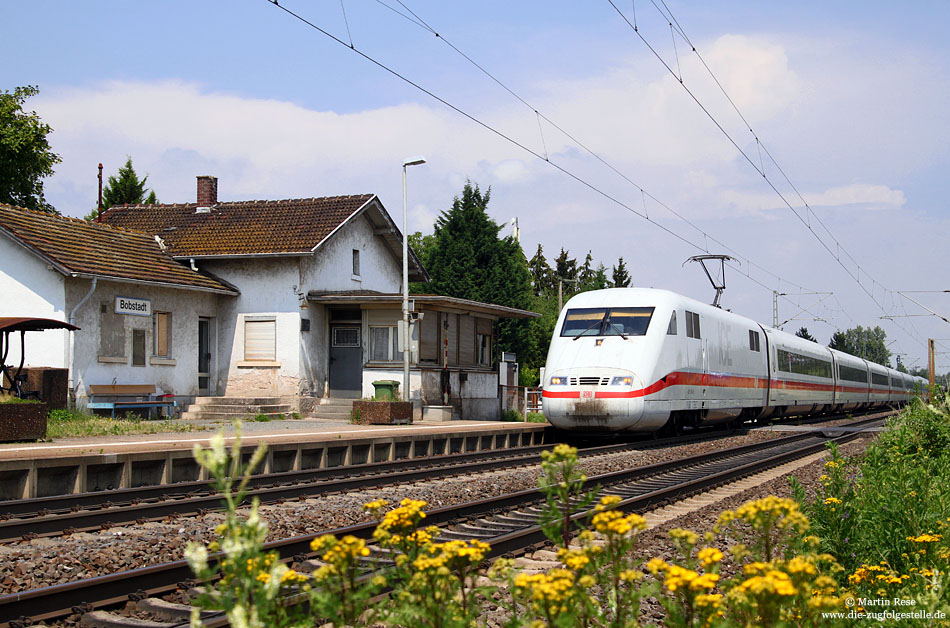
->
[369,326,403,362]
[244,317,276,361]
[352,249,361,278]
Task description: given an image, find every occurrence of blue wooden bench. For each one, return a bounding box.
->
[88,384,177,419]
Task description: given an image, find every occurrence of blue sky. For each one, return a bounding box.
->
[4,1,949,370]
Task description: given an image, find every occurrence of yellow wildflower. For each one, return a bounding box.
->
[697,547,723,567]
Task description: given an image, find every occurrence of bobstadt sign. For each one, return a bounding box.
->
[115,296,152,317]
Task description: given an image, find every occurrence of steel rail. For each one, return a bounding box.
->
[0,424,770,540]
[0,416,883,626]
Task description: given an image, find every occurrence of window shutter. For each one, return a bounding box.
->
[459,315,476,365]
[420,313,438,361]
[245,319,276,360]
[446,314,459,366]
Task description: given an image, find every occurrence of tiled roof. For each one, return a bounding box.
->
[100,195,376,257]
[0,204,238,294]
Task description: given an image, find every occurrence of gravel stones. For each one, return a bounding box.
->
[0,426,866,596]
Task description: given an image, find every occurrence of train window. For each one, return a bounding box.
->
[685,311,701,339]
[838,364,869,384]
[871,372,888,386]
[667,311,677,335]
[560,307,655,337]
[749,330,761,352]
[777,348,832,378]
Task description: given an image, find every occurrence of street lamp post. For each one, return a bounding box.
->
[402,157,426,405]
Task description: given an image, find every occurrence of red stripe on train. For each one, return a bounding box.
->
[541,370,886,400]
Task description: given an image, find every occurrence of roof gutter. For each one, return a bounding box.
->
[171,252,311,261]
[68,273,239,296]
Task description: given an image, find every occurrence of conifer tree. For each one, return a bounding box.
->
[425,182,535,363]
[611,257,631,287]
[102,157,157,209]
[528,244,555,296]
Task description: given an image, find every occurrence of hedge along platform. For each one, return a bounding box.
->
[0,420,550,500]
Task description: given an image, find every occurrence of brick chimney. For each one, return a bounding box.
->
[196,175,218,213]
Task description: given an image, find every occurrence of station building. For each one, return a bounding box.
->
[0,176,537,419]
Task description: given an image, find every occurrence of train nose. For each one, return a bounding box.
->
[543,370,645,431]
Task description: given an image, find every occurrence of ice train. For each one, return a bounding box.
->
[542,288,927,433]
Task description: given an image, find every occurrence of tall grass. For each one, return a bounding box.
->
[46,408,209,438]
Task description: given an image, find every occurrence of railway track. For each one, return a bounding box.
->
[0,415,883,627]
[0,422,784,542]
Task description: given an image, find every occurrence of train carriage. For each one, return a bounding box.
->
[830,349,871,411]
[867,362,892,406]
[762,330,835,419]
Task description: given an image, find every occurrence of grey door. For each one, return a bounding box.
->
[329,325,361,398]
[198,317,212,395]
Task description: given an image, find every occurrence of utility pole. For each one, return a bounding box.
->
[557,276,579,313]
[773,291,785,328]
[929,338,936,401]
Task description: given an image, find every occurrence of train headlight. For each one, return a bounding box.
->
[611,376,633,386]
[549,376,568,386]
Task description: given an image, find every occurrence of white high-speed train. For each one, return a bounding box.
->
[542,288,927,433]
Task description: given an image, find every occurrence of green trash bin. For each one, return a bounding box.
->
[372,380,400,401]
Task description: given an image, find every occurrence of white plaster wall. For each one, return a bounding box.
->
[302,213,402,293]
[201,258,304,398]
[0,236,69,368]
[299,214,403,398]
[65,279,222,407]
[178,214,403,400]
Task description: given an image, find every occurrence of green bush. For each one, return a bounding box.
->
[500,408,522,422]
[799,390,950,617]
[526,411,547,423]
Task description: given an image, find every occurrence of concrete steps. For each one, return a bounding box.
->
[182,396,293,421]
[311,398,355,420]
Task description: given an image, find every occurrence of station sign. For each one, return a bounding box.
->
[115,296,152,317]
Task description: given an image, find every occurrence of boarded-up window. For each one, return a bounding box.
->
[99,302,125,357]
[245,318,276,361]
[419,312,439,362]
[445,313,459,366]
[153,312,171,357]
[459,315,476,365]
[132,329,146,366]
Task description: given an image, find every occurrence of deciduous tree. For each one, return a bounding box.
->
[828,325,891,367]
[0,86,61,213]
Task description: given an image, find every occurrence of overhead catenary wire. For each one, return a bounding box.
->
[265,0,920,358]
[604,0,927,349]
[369,0,850,323]
[264,0,831,321]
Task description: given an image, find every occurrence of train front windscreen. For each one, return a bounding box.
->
[559,307,655,338]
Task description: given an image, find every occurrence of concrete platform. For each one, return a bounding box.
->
[0,418,550,500]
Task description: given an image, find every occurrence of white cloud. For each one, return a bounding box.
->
[805,184,906,211]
